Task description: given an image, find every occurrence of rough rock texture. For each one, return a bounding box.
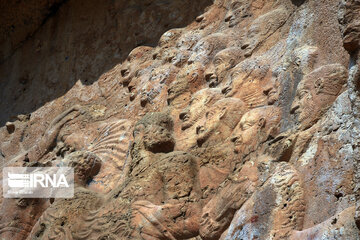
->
[1,0,360,239]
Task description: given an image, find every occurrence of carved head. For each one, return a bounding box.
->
[133,112,175,153]
[230,106,282,154]
[171,30,202,66]
[290,64,347,129]
[179,88,223,130]
[204,47,244,87]
[241,8,288,56]
[138,66,177,107]
[224,0,250,27]
[196,98,248,146]
[167,62,205,105]
[188,33,231,65]
[158,28,184,48]
[62,151,102,185]
[222,58,276,108]
[120,46,153,86]
[292,45,319,75]
[153,47,180,64]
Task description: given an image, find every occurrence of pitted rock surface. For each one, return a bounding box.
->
[1,0,360,239]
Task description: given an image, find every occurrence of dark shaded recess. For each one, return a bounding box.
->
[291,0,306,7]
[41,0,68,27]
[0,0,213,126]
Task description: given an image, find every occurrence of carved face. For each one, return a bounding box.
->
[158,28,183,48]
[133,113,175,153]
[224,0,249,27]
[169,30,204,67]
[188,40,214,65]
[153,47,179,64]
[196,105,225,145]
[196,98,247,146]
[230,110,265,154]
[120,46,153,86]
[241,8,289,56]
[230,106,281,154]
[290,79,316,128]
[62,151,101,185]
[290,64,347,129]
[204,48,242,87]
[167,63,205,105]
[222,61,275,108]
[188,34,230,65]
[179,88,222,130]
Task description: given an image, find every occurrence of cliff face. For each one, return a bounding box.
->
[0,0,360,239]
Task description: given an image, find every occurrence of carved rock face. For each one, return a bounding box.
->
[167,62,205,105]
[291,64,347,129]
[339,0,360,52]
[1,0,360,239]
[230,106,282,155]
[223,162,304,240]
[242,7,289,55]
[62,151,102,185]
[224,0,251,28]
[196,98,248,146]
[223,57,277,108]
[205,47,244,87]
[120,46,154,86]
[188,33,232,65]
[133,112,175,153]
[180,88,223,130]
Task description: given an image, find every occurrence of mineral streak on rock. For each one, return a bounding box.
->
[0,0,360,239]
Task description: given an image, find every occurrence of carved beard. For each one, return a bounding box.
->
[182,108,205,130]
[197,122,220,147]
[234,140,257,156]
[298,96,317,129]
[240,88,267,108]
[217,68,228,84]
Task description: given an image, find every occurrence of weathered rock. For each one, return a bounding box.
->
[1,0,360,239]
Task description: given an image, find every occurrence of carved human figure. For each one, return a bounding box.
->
[19,105,81,164]
[199,105,283,240]
[292,45,319,75]
[28,112,202,239]
[119,46,154,86]
[230,106,282,155]
[175,88,223,151]
[171,29,204,67]
[193,0,228,32]
[136,64,178,108]
[0,106,84,240]
[199,158,261,240]
[224,0,252,28]
[290,64,347,130]
[241,7,289,57]
[167,62,206,107]
[196,98,248,147]
[179,88,223,131]
[152,28,184,64]
[204,47,244,88]
[110,113,202,239]
[158,28,184,48]
[222,58,279,108]
[220,162,305,240]
[187,33,233,65]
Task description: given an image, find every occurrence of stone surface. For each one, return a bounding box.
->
[1,0,360,239]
